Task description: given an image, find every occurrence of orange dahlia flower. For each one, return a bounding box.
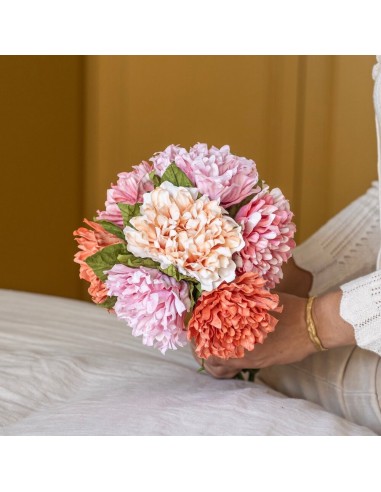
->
[73,219,123,304]
[187,272,281,359]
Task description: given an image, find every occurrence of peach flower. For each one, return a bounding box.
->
[187,272,281,359]
[124,181,245,291]
[73,219,123,304]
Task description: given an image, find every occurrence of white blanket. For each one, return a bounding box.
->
[0,289,375,435]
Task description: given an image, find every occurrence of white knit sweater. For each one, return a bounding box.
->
[292,56,381,356]
[293,181,381,354]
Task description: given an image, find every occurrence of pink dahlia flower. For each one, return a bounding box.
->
[149,144,189,178]
[150,143,259,208]
[97,161,154,227]
[105,265,191,354]
[234,186,296,289]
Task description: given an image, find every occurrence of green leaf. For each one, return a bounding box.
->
[85,243,127,281]
[189,282,203,309]
[99,296,117,309]
[160,264,199,284]
[117,253,160,270]
[117,252,202,309]
[118,253,190,281]
[117,203,141,228]
[160,266,201,309]
[227,194,255,219]
[149,170,161,188]
[226,179,264,219]
[94,219,126,241]
[118,252,201,284]
[161,163,194,188]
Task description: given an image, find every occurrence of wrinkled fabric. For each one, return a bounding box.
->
[258,346,381,435]
[0,289,374,436]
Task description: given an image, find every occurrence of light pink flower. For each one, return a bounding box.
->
[124,181,245,291]
[234,185,296,289]
[97,161,154,227]
[105,265,191,354]
[150,143,259,208]
[150,144,190,178]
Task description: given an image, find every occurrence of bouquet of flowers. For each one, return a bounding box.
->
[74,143,296,362]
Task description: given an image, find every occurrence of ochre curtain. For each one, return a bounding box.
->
[0,56,377,300]
[0,56,84,300]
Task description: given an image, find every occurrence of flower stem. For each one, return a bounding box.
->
[197,358,206,373]
[234,368,259,382]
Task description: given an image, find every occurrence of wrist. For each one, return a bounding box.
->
[312,291,356,350]
[278,258,313,297]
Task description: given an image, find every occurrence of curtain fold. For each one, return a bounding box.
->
[0,56,376,300]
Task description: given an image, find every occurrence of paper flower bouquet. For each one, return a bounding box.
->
[74,143,296,360]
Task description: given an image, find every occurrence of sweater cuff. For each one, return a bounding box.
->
[340,270,381,356]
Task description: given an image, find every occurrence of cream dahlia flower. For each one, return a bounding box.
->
[124,182,245,291]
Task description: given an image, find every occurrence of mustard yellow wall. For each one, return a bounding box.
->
[84,56,300,220]
[295,56,377,239]
[0,56,84,299]
[0,56,377,301]
[85,55,377,241]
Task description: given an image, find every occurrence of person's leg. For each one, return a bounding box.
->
[257,346,381,434]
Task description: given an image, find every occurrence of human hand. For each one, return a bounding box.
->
[191,292,316,379]
[191,289,356,379]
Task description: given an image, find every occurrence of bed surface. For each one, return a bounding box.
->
[0,289,375,435]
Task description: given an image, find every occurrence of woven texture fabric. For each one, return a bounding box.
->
[292,181,381,356]
[293,181,380,297]
[340,270,381,354]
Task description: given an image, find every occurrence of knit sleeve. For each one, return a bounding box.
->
[340,270,381,355]
[292,181,380,297]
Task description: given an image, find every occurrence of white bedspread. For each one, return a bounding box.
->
[0,289,375,435]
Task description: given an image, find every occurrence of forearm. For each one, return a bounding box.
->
[313,290,356,350]
[277,257,313,298]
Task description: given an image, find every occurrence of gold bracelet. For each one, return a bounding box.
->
[306,296,327,351]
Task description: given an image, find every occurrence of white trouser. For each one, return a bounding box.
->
[258,346,381,434]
